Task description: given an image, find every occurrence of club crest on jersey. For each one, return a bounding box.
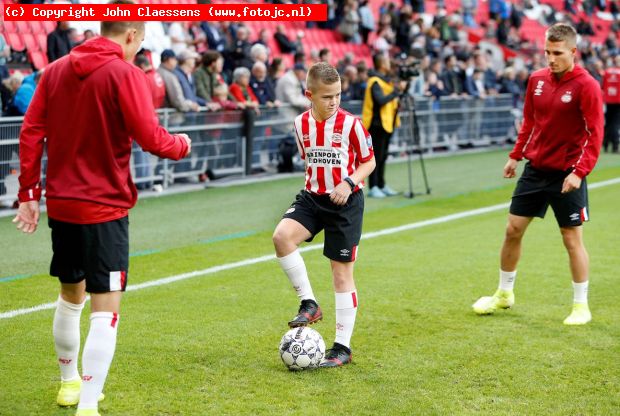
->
[332,133,342,144]
[561,91,572,103]
[302,134,310,140]
[534,80,544,96]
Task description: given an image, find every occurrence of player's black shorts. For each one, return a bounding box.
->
[510,163,589,227]
[282,190,364,262]
[49,216,129,293]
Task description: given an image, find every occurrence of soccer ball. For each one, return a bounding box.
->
[279,326,326,371]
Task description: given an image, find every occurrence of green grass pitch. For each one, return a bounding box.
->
[1,150,619,415]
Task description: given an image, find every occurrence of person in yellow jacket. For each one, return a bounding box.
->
[362,53,408,198]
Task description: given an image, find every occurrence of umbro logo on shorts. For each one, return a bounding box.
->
[340,249,350,256]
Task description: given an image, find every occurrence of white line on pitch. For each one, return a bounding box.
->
[2,176,620,320]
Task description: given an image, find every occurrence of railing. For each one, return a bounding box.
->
[0,94,519,203]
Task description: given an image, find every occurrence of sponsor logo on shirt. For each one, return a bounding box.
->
[306,147,342,166]
[561,91,572,103]
[534,80,544,96]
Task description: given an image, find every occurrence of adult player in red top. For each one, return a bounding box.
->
[12,2,191,415]
[272,62,376,367]
[472,23,604,325]
[602,55,620,153]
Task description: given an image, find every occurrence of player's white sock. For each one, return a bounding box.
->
[53,296,85,382]
[334,291,358,349]
[499,269,517,291]
[572,280,589,304]
[278,250,316,302]
[78,312,119,411]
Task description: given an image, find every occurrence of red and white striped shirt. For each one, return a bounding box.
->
[294,108,374,195]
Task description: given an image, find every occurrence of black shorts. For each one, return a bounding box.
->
[282,190,364,262]
[49,216,129,293]
[510,163,589,227]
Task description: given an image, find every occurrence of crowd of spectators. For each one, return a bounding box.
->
[0,0,619,194]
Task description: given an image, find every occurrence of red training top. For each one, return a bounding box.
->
[602,66,620,105]
[18,36,189,224]
[509,65,604,179]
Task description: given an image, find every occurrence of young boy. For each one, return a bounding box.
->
[272,62,376,367]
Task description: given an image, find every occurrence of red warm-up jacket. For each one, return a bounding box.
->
[509,65,604,179]
[18,36,188,223]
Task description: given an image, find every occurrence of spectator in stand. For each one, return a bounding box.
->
[134,54,166,190]
[226,25,253,71]
[359,0,376,44]
[373,26,396,55]
[318,48,332,64]
[1,71,24,116]
[157,49,199,112]
[275,63,310,111]
[47,22,73,63]
[195,50,225,102]
[0,34,10,80]
[251,61,280,107]
[0,72,23,200]
[474,51,499,94]
[425,71,448,102]
[201,22,226,53]
[338,0,362,44]
[250,43,269,65]
[211,83,243,110]
[83,30,96,42]
[188,21,208,54]
[343,65,364,100]
[362,53,407,198]
[354,61,369,98]
[254,29,273,57]
[9,70,43,116]
[175,49,216,179]
[274,24,303,54]
[576,18,595,36]
[229,67,260,110]
[602,55,620,153]
[174,49,206,108]
[499,66,523,107]
[441,55,466,96]
[168,22,193,55]
[294,51,307,67]
[465,69,488,98]
[269,57,287,85]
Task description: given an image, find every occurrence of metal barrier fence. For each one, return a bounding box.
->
[0,94,518,203]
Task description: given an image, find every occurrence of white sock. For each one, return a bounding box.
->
[334,291,358,349]
[278,250,316,301]
[78,312,119,410]
[572,281,589,304]
[499,269,517,291]
[53,296,85,382]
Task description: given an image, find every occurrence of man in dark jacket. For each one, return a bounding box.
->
[47,22,73,63]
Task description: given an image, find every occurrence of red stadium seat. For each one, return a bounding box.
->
[21,33,39,52]
[6,32,25,52]
[29,21,44,34]
[3,20,17,34]
[36,33,47,54]
[43,21,56,33]
[16,20,31,33]
[28,50,47,70]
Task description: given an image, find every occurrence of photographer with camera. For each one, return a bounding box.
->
[362,53,408,198]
